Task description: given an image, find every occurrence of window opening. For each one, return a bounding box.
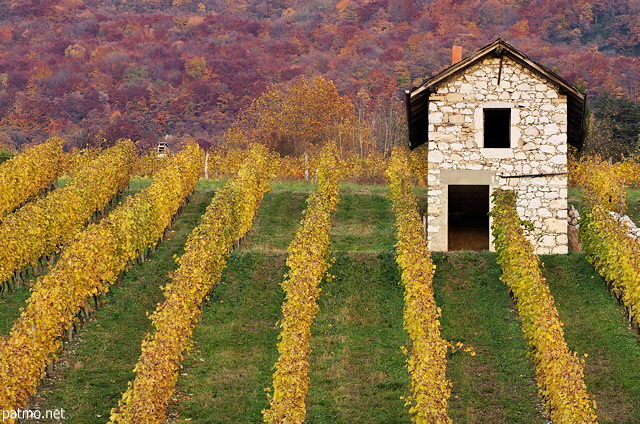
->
[484,108,511,148]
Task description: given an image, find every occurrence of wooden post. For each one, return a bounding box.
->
[67,323,74,342]
[204,151,210,180]
[47,358,55,376]
[620,182,625,217]
[14,269,21,289]
[304,153,309,181]
[423,214,427,237]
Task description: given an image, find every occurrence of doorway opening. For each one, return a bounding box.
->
[448,185,490,251]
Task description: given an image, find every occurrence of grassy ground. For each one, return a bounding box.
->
[432,252,545,424]
[170,182,409,423]
[0,285,37,336]
[305,251,409,423]
[625,188,640,223]
[570,186,640,224]
[20,181,640,423]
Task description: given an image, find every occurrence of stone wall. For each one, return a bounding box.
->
[426,55,569,254]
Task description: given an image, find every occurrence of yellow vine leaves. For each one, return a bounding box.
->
[109,143,275,424]
[491,189,597,423]
[263,144,340,424]
[579,165,640,346]
[0,140,135,289]
[0,137,64,220]
[0,143,203,418]
[387,146,452,424]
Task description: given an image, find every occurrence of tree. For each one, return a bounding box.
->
[586,94,640,158]
[231,75,372,156]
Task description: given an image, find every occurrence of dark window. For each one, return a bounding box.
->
[484,108,511,148]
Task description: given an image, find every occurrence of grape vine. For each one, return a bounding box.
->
[0,140,135,291]
[387,146,452,424]
[491,188,597,423]
[0,137,64,220]
[262,144,340,424]
[0,143,203,417]
[108,144,275,424]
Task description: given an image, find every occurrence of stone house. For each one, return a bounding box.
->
[405,39,586,254]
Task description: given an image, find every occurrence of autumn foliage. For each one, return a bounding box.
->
[0,0,636,152]
[0,137,63,220]
[491,189,597,423]
[0,143,203,417]
[578,161,640,355]
[387,146,452,423]
[569,155,640,213]
[227,75,373,157]
[0,140,134,292]
[263,144,340,423]
[109,144,274,424]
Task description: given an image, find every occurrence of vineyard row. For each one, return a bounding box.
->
[0,138,64,220]
[387,146,452,424]
[263,144,341,424]
[0,140,135,292]
[0,143,203,418]
[109,144,274,424]
[491,188,597,423]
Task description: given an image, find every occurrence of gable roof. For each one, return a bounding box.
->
[405,38,587,151]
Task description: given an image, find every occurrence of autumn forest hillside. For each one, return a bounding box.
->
[0,0,639,154]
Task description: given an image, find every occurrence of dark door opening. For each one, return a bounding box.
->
[448,185,490,251]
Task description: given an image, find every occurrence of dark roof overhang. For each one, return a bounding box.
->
[405,38,586,151]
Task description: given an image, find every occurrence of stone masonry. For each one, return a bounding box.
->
[426,55,569,254]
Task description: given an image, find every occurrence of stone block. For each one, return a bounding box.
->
[538,208,553,218]
[541,234,556,247]
[548,134,565,145]
[429,150,444,162]
[552,114,568,124]
[446,93,464,102]
[540,144,556,154]
[546,218,567,233]
[460,83,473,93]
[551,245,568,254]
[481,148,515,159]
[528,197,542,209]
